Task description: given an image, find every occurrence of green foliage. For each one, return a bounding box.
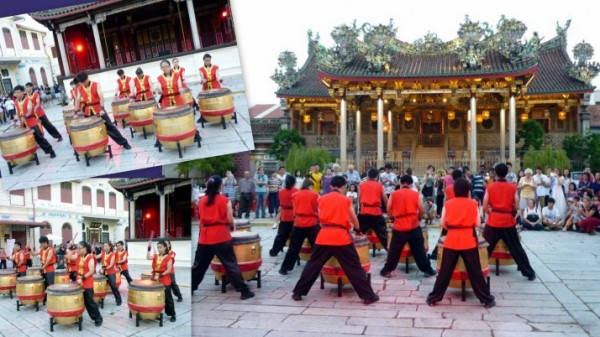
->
[562,134,587,164]
[522,145,570,171]
[269,129,306,161]
[285,144,331,175]
[177,154,236,179]
[562,133,600,171]
[516,120,545,151]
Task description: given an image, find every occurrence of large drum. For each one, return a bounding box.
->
[111,98,131,127]
[322,235,370,287]
[63,107,78,131]
[211,232,262,281]
[16,275,45,310]
[140,271,154,280]
[47,283,84,329]
[0,127,38,172]
[197,88,236,128]
[233,219,252,232]
[70,116,110,161]
[93,274,108,306]
[128,100,156,136]
[27,268,42,277]
[0,269,17,296]
[64,112,76,133]
[128,279,165,326]
[180,88,194,107]
[153,105,198,153]
[54,269,70,284]
[366,229,385,251]
[489,229,522,275]
[436,236,490,289]
[397,227,429,265]
[299,239,313,261]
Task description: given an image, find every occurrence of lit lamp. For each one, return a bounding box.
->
[447,111,455,120]
[303,114,311,123]
[558,110,567,120]
[520,112,529,122]
[476,114,483,123]
[371,112,377,121]
[383,121,390,133]
[404,112,412,121]
[482,110,490,120]
[426,112,433,121]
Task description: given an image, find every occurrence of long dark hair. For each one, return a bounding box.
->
[157,240,170,254]
[79,241,92,255]
[301,179,313,190]
[285,175,296,190]
[206,175,223,206]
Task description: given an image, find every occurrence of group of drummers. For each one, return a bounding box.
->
[6,236,182,327]
[192,163,537,308]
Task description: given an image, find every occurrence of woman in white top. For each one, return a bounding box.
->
[520,198,543,230]
[562,169,572,195]
[550,168,567,217]
[294,169,305,189]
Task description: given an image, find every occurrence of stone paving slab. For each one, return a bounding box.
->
[1,76,253,191]
[193,223,599,336]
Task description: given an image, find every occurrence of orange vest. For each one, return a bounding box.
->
[390,187,420,231]
[443,198,478,250]
[68,249,80,273]
[168,250,176,273]
[78,254,94,289]
[40,247,56,273]
[134,75,154,100]
[445,185,455,202]
[199,194,231,245]
[486,180,517,228]
[13,251,26,272]
[152,253,172,286]
[200,65,221,90]
[15,97,38,128]
[316,191,352,246]
[116,249,129,271]
[173,66,187,88]
[116,76,131,98]
[292,189,319,227]
[101,251,116,275]
[77,82,102,116]
[279,187,298,222]
[157,72,183,108]
[359,180,383,216]
[0,252,5,260]
[27,92,45,117]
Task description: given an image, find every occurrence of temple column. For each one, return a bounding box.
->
[470,92,477,170]
[387,110,393,157]
[159,193,166,238]
[509,92,516,165]
[340,93,347,169]
[89,20,106,69]
[55,28,70,76]
[377,89,384,168]
[356,109,361,172]
[500,108,506,160]
[186,0,202,49]
[128,199,136,239]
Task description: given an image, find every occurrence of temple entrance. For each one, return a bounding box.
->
[419,110,444,147]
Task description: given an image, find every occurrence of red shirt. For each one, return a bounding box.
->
[200,65,221,90]
[40,247,56,273]
[116,76,131,98]
[0,252,5,260]
[359,180,384,216]
[279,187,298,222]
[116,249,129,271]
[390,187,421,231]
[199,194,231,245]
[133,75,154,100]
[77,82,102,116]
[486,180,517,228]
[13,251,26,273]
[443,198,479,250]
[101,251,116,275]
[78,254,94,289]
[445,185,455,202]
[68,249,80,273]
[15,97,38,128]
[157,72,184,108]
[24,249,31,260]
[292,189,319,227]
[316,192,352,246]
[173,66,187,88]
[152,253,172,286]
[27,92,45,117]
[168,250,176,273]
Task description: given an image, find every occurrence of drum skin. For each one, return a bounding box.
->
[47,283,85,325]
[232,219,252,232]
[26,268,42,277]
[211,232,262,281]
[54,269,70,285]
[0,127,37,165]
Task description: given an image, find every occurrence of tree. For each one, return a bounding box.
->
[562,133,600,171]
[269,129,306,162]
[522,145,570,171]
[285,144,331,175]
[177,154,236,179]
[516,120,545,151]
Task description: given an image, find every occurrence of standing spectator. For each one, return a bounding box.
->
[520,198,542,230]
[435,168,445,217]
[345,164,361,186]
[578,197,600,235]
[253,167,268,219]
[222,170,238,205]
[534,167,551,213]
[471,165,486,201]
[379,163,397,199]
[518,169,537,210]
[506,162,518,185]
[0,248,6,269]
[4,96,15,121]
[294,169,305,189]
[332,163,343,176]
[406,167,420,192]
[0,102,4,124]
[238,171,254,219]
[580,168,596,183]
[421,165,435,199]
[346,183,358,213]
[307,164,323,194]
[542,198,564,230]
[277,166,288,181]
[562,169,572,193]
[443,167,455,189]
[267,172,282,217]
[321,168,334,195]
[550,168,567,217]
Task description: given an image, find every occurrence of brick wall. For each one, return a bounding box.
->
[232,151,251,177]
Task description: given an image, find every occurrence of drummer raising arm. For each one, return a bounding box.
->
[146,240,176,322]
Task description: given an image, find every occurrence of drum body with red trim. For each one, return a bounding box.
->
[47,283,84,325]
[232,219,252,232]
[322,235,370,286]
[26,267,42,277]
[0,127,37,165]
[180,88,194,107]
[127,279,165,320]
[299,239,312,261]
[389,226,429,264]
[210,232,262,281]
[70,116,108,158]
[111,98,131,125]
[93,274,108,303]
[54,269,70,285]
[489,231,520,266]
[140,271,153,280]
[128,101,156,133]
[197,88,234,123]
[16,275,45,305]
[153,105,197,149]
[63,107,77,131]
[436,236,489,289]
[0,269,16,294]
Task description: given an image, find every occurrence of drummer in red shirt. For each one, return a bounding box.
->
[166,240,183,302]
[116,241,133,284]
[430,169,464,261]
[156,60,184,108]
[191,175,255,300]
[129,68,155,102]
[30,236,56,287]
[199,53,222,91]
[25,82,62,141]
[380,175,436,278]
[9,242,27,276]
[94,242,122,306]
[71,241,103,327]
[279,179,320,274]
[114,69,131,99]
[358,168,389,251]
[426,178,496,307]
[24,244,32,267]
[66,241,80,281]
[146,240,176,322]
[292,176,379,304]
[270,175,298,257]
[483,163,536,281]
[13,85,56,158]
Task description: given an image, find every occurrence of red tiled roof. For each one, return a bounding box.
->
[249,104,283,119]
[30,0,121,21]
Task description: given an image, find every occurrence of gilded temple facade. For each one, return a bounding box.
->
[272,17,599,172]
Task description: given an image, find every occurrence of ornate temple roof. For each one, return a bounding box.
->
[30,1,121,21]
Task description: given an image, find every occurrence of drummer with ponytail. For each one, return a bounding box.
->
[192,175,255,300]
[146,239,176,322]
[76,241,103,327]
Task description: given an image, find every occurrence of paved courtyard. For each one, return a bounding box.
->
[0,75,253,191]
[193,223,600,337]
[0,264,191,337]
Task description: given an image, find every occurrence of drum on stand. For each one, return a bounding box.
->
[197,88,237,129]
[210,231,262,293]
[180,88,194,108]
[47,283,84,331]
[93,274,108,308]
[16,275,45,311]
[70,116,112,166]
[128,100,156,139]
[153,105,201,158]
[127,279,166,327]
[320,235,371,297]
[0,126,39,174]
[111,98,131,128]
[0,269,17,298]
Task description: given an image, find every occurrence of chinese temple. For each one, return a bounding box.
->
[30,0,235,76]
[272,17,599,171]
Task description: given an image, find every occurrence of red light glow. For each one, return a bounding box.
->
[221,10,228,18]
[76,44,83,52]
[145,213,151,219]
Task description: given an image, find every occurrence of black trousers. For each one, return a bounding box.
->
[381,227,434,274]
[280,225,320,272]
[192,241,249,293]
[436,194,444,216]
[358,214,389,251]
[170,273,182,298]
[38,114,61,139]
[427,247,495,304]
[270,221,294,256]
[430,228,448,259]
[164,286,175,317]
[121,269,133,283]
[69,271,78,281]
[268,192,279,215]
[83,288,102,323]
[98,114,128,146]
[0,260,6,269]
[32,125,53,154]
[238,193,252,218]
[18,271,26,277]
[293,243,376,300]
[44,271,55,287]
[483,225,535,278]
[106,273,122,303]
[27,259,32,267]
